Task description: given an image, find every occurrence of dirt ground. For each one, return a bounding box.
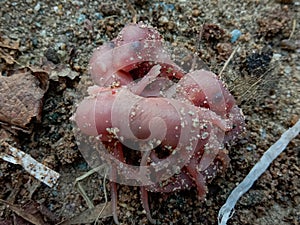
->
[0,0,299,224]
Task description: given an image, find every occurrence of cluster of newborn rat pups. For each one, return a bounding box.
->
[75,22,244,224]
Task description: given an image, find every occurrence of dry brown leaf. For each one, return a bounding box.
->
[27,66,50,90]
[0,37,20,50]
[0,128,13,140]
[0,199,59,224]
[0,48,16,65]
[0,70,48,129]
[0,37,20,66]
[0,199,50,225]
[0,219,13,225]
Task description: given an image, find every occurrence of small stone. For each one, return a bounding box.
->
[158,16,169,24]
[40,30,46,37]
[53,6,59,13]
[44,48,60,64]
[273,53,282,60]
[192,9,200,17]
[31,38,38,47]
[60,43,66,50]
[290,114,299,126]
[281,39,299,51]
[284,66,292,75]
[34,2,41,11]
[77,14,86,25]
[231,29,242,43]
[8,33,18,40]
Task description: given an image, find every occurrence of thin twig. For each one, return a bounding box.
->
[218,46,240,79]
[95,167,109,225]
[288,19,296,40]
[237,65,274,100]
[125,0,137,23]
[75,165,107,209]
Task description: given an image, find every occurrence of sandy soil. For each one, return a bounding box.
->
[0,0,299,224]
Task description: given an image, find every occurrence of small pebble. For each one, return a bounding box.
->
[31,38,38,47]
[231,29,242,43]
[45,47,60,64]
[8,33,18,39]
[35,22,41,28]
[273,53,282,60]
[246,144,256,151]
[158,16,169,24]
[95,12,103,19]
[154,2,175,12]
[77,14,86,25]
[192,9,200,17]
[34,2,41,11]
[284,66,292,75]
[53,6,59,13]
[71,0,83,6]
[40,30,46,37]
[290,114,299,126]
[259,128,266,139]
[281,39,299,51]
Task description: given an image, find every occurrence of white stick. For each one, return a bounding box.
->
[0,142,60,188]
[218,119,300,225]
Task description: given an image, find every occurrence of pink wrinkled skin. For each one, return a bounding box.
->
[75,22,245,224]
